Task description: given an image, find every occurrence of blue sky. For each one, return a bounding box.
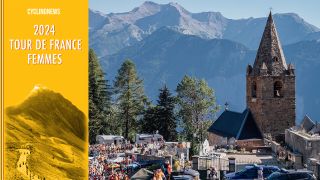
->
[89,0,320,28]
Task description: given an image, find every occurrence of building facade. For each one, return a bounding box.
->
[246,12,296,137]
[285,116,320,168]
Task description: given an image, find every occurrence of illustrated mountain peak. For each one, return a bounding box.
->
[5,86,87,179]
[6,86,86,141]
[30,84,47,94]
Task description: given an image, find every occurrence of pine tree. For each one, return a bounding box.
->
[141,105,159,134]
[141,85,177,141]
[176,75,219,155]
[156,85,177,141]
[88,49,112,144]
[114,60,148,140]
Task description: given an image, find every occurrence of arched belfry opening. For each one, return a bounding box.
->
[274,81,283,97]
[252,81,257,98]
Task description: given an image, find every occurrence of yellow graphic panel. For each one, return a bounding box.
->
[3,0,88,179]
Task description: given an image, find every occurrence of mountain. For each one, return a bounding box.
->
[101,28,320,122]
[5,86,87,179]
[303,32,320,41]
[223,13,319,50]
[284,40,320,121]
[102,28,254,112]
[89,2,319,56]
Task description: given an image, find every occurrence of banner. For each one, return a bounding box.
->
[2,0,88,179]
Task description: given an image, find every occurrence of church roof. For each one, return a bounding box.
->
[253,12,288,76]
[208,109,263,140]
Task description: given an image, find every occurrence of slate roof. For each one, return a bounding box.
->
[208,109,263,140]
[252,12,288,76]
[300,115,315,132]
[309,124,320,135]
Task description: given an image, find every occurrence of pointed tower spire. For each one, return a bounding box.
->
[253,12,288,75]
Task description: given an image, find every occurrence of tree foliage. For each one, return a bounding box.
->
[88,49,112,144]
[141,85,177,141]
[176,75,219,155]
[141,105,159,134]
[114,60,148,140]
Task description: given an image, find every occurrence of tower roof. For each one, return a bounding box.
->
[253,12,288,75]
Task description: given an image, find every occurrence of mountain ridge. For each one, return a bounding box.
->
[89,2,319,56]
[101,28,320,122]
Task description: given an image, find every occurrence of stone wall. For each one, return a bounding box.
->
[208,132,264,151]
[246,74,295,136]
[236,139,264,151]
[285,129,320,164]
[208,133,227,146]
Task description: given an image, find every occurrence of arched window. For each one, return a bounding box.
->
[274,81,283,97]
[252,82,257,98]
[273,56,279,62]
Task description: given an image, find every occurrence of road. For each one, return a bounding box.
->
[17,149,43,180]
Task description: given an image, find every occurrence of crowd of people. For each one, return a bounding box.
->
[89,144,135,157]
[152,167,170,180]
[89,141,190,180]
[89,143,138,180]
[89,142,170,180]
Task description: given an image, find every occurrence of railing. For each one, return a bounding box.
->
[195,156,229,171]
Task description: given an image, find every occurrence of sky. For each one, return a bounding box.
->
[89,0,320,28]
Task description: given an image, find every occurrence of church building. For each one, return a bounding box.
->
[208,12,296,147]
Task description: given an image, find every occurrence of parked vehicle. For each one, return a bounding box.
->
[137,160,164,168]
[96,135,125,145]
[225,164,280,179]
[266,169,316,180]
[171,175,194,180]
[106,153,126,163]
[171,169,200,180]
[135,133,164,145]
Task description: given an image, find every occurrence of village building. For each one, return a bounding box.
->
[285,115,320,169]
[208,12,296,148]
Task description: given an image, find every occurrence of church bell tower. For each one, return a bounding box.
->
[246,12,296,137]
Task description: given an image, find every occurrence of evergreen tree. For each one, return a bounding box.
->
[176,75,219,155]
[156,85,177,141]
[114,60,148,140]
[141,105,159,134]
[88,49,112,144]
[141,85,177,141]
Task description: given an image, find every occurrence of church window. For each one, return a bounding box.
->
[273,56,279,62]
[274,81,283,97]
[252,82,257,98]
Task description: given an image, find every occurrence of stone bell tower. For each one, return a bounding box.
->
[246,12,296,137]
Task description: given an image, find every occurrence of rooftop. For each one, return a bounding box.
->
[287,129,320,141]
[287,115,320,141]
[251,12,289,76]
[208,109,263,140]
